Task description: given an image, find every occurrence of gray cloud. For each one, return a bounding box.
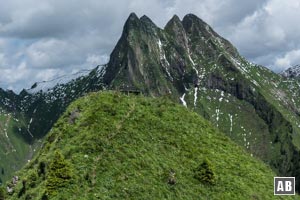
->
[229,0,300,71]
[0,0,299,92]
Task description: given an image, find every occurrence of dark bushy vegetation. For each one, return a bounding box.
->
[194,159,216,185]
[45,151,73,197]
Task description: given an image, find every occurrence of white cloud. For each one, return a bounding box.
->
[0,53,7,67]
[0,61,30,89]
[86,54,109,66]
[274,49,300,71]
[25,39,82,69]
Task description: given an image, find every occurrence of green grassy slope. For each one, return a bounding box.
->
[0,65,106,183]
[0,109,35,185]
[4,92,297,199]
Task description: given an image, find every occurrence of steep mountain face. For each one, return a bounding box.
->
[1,12,300,192]
[103,13,300,191]
[104,14,240,95]
[5,92,293,200]
[104,13,177,96]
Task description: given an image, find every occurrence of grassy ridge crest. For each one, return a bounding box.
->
[5,92,297,199]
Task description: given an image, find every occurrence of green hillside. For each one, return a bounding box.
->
[3,92,296,199]
[0,65,106,183]
[0,108,37,185]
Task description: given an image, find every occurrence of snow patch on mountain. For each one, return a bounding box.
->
[194,87,198,107]
[26,70,92,94]
[228,114,233,133]
[180,93,187,107]
[158,39,173,81]
[216,108,220,127]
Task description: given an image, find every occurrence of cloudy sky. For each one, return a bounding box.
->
[0,0,300,92]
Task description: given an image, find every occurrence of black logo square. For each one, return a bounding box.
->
[274,177,295,195]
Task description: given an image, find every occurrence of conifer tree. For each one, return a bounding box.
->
[46,151,72,196]
[194,158,216,185]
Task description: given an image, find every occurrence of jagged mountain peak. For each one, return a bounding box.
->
[164,13,217,37]
[280,65,300,78]
[123,13,160,35]
[165,14,181,27]
[182,13,221,40]
[183,13,203,21]
[182,13,208,30]
[171,14,181,21]
[122,12,141,35]
[105,13,244,94]
[127,12,139,21]
[181,13,238,58]
[164,14,189,51]
[140,15,157,28]
[164,14,184,33]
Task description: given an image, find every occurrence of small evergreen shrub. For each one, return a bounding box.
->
[45,151,73,196]
[194,159,216,185]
